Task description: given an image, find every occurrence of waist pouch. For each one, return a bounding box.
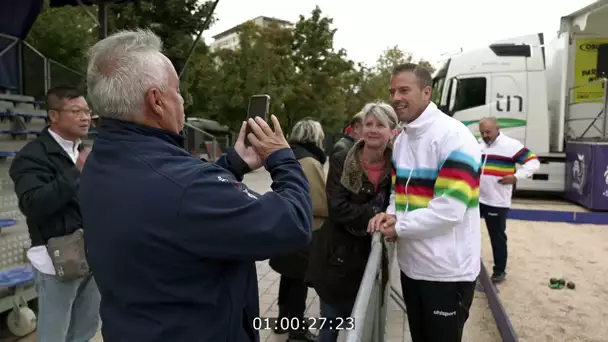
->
[46,229,89,282]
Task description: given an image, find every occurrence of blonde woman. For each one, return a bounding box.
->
[306,102,398,342]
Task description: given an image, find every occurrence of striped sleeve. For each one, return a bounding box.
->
[434,150,480,208]
[513,147,538,164]
[395,133,481,240]
[512,146,540,179]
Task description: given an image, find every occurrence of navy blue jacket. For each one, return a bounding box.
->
[79,119,313,342]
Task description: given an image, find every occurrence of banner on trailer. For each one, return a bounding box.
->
[565,142,593,207]
[566,141,608,211]
[573,38,608,104]
[589,143,608,210]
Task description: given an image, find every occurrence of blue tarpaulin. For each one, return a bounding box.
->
[0,0,43,39]
[0,0,136,92]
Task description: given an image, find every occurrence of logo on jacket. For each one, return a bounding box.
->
[572,153,586,195]
[602,166,608,198]
[243,188,258,200]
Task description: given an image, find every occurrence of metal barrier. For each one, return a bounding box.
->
[566,78,608,140]
[183,122,222,161]
[343,233,396,342]
[0,32,83,99]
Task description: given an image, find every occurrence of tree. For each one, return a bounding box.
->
[286,6,356,132]
[27,2,97,72]
[23,4,442,136]
[200,21,298,130]
[211,7,358,133]
[351,46,438,109]
[26,0,219,106]
[107,0,217,73]
[107,0,218,110]
[417,59,436,74]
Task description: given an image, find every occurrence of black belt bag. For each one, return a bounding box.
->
[46,229,90,282]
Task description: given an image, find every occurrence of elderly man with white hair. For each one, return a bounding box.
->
[78,30,313,342]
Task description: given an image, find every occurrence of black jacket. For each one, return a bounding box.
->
[306,140,392,313]
[79,119,312,342]
[331,135,355,157]
[9,128,84,247]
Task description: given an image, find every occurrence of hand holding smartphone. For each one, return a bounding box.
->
[245,94,271,147]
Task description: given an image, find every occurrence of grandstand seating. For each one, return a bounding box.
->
[0,93,45,324]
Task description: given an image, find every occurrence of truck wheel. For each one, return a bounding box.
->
[7,307,37,337]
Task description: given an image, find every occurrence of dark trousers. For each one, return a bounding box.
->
[277,275,308,319]
[400,273,475,342]
[480,203,509,274]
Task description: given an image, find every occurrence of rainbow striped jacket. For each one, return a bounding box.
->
[479,133,540,208]
[387,102,481,282]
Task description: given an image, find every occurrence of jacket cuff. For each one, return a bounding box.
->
[225,148,251,179]
[265,148,296,170]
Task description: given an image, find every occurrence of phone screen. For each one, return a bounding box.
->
[245,95,270,146]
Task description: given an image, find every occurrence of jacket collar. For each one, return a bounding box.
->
[48,128,81,155]
[291,142,327,165]
[38,127,83,158]
[98,118,184,148]
[483,132,504,148]
[403,102,441,138]
[340,139,392,193]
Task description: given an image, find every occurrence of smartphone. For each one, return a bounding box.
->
[245,94,271,146]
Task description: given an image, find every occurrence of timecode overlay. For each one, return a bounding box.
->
[253,317,355,331]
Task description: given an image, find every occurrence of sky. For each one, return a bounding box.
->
[203,0,597,68]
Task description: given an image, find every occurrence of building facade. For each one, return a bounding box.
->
[210,16,292,51]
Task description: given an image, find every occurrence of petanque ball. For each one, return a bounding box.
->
[567,281,575,289]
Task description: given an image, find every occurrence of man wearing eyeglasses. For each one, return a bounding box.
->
[9,86,100,342]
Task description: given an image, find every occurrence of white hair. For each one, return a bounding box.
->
[289,119,325,149]
[361,102,398,129]
[86,29,170,121]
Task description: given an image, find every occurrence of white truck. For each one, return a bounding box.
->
[431,0,608,192]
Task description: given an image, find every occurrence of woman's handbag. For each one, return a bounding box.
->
[46,229,90,281]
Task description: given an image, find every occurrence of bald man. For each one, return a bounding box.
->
[478,117,540,283]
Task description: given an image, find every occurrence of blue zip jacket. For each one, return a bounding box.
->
[79,119,312,342]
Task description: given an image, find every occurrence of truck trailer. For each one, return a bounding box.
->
[431,0,608,192]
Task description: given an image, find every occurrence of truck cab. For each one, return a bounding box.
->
[431,33,564,192]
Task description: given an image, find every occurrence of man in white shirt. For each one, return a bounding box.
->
[9,86,100,342]
[369,63,481,342]
[478,117,540,283]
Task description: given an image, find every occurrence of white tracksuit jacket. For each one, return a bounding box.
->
[387,103,482,282]
[479,133,540,209]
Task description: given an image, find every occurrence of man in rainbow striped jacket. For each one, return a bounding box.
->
[478,117,540,283]
[369,63,482,342]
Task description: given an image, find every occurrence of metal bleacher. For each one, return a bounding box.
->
[0,92,45,337]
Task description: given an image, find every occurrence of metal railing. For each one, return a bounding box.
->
[0,33,83,99]
[343,233,396,342]
[566,78,608,140]
[183,122,223,161]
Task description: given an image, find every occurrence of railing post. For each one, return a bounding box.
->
[44,58,50,94]
[603,79,608,139]
[17,40,24,94]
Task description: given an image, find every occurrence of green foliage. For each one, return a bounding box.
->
[27,1,97,72]
[24,2,438,135]
[354,46,437,108]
